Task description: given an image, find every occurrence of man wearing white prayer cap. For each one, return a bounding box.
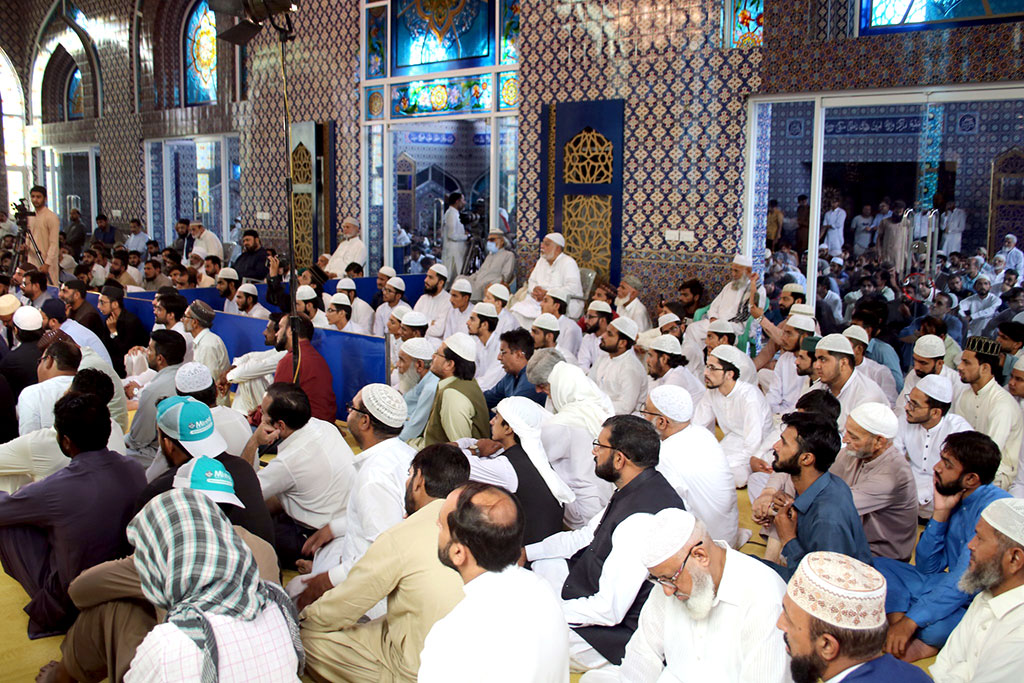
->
[895,333,966,411]
[292,383,416,617]
[961,273,1001,337]
[1007,355,1024,498]
[830,402,919,561]
[369,265,397,309]
[693,344,773,487]
[412,263,452,339]
[334,277,374,330]
[579,508,788,682]
[481,282,519,336]
[511,231,584,326]
[531,311,580,366]
[441,277,473,338]
[295,284,330,328]
[894,373,972,515]
[326,293,364,334]
[842,324,898,406]
[372,275,406,337]
[932,498,1024,682]
[541,286,583,356]
[645,333,706,408]
[683,253,766,356]
[416,332,489,447]
[765,313,816,415]
[233,282,271,319]
[641,385,739,547]
[704,317,757,385]
[578,300,612,372]
[397,337,441,441]
[589,316,648,415]
[325,216,366,277]
[812,333,888,431]
[778,552,932,683]
[467,302,504,391]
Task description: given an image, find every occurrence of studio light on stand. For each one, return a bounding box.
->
[211,0,304,381]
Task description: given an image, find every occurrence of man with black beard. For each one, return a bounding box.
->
[761,411,872,580]
[932,497,1024,682]
[874,431,1011,663]
[217,313,286,416]
[578,300,611,372]
[413,263,452,339]
[588,508,789,682]
[777,551,931,683]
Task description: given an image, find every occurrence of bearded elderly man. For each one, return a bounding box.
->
[511,232,584,325]
[615,275,651,332]
[684,253,767,352]
[464,226,515,300]
[831,403,919,561]
[580,508,789,683]
[324,216,366,276]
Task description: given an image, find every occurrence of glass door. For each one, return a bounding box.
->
[40,146,100,232]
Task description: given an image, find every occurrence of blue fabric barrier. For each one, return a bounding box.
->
[247,274,426,314]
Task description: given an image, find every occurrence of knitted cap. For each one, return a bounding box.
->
[445,332,476,362]
[451,278,473,294]
[175,362,214,393]
[360,383,408,428]
[787,552,887,630]
[640,508,697,567]
[848,402,898,439]
[487,283,510,302]
[649,384,693,423]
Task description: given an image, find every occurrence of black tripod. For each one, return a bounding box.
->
[8,203,52,285]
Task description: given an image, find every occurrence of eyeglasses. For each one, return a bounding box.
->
[646,540,703,590]
[636,409,662,419]
[705,365,725,373]
[592,439,616,451]
[346,402,370,416]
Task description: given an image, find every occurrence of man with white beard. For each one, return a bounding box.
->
[615,275,651,332]
[579,508,789,683]
[684,254,766,353]
[324,217,366,276]
[511,232,584,325]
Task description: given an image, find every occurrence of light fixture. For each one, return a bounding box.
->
[209,0,299,45]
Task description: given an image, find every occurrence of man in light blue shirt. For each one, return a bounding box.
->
[39,299,112,367]
[397,338,441,442]
[123,219,150,255]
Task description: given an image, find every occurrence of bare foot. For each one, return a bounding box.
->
[36,660,74,683]
[902,639,939,662]
[295,559,313,574]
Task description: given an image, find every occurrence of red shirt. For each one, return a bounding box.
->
[274,339,337,422]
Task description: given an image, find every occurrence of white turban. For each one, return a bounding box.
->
[496,397,574,505]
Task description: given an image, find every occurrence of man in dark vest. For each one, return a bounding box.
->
[422,332,489,446]
[525,414,685,673]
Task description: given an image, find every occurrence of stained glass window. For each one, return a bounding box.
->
[726,1,763,48]
[392,0,495,76]
[1,48,27,206]
[66,67,83,120]
[366,86,385,120]
[366,6,386,80]
[500,0,520,65]
[498,72,518,110]
[183,0,218,105]
[862,1,1024,33]
[391,75,492,118]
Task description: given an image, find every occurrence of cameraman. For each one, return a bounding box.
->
[24,186,60,286]
[442,191,468,281]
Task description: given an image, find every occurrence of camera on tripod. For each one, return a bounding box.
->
[11,199,34,231]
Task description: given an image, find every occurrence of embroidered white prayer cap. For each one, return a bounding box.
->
[487,283,510,301]
[917,374,953,403]
[237,283,258,297]
[649,384,693,423]
[330,293,352,307]
[790,303,815,317]
[445,332,476,362]
[982,498,1024,547]
[788,552,887,630]
[708,319,735,335]
[386,276,406,291]
[390,305,412,322]
[379,266,397,278]
[400,337,434,361]
[401,311,429,328]
[428,263,449,279]
[12,306,42,331]
[657,312,680,327]
[473,302,498,318]
[217,267,239,282]
[543,232,565,248]
[360,383,407,428]
[588,300,613,315]
[848,402,898,439]
[451,278,473,294]
[732,253,753,268]
[337,277,356,291]
[651,334,683,356]
[175,362,214,393]
[610,316,639,341]
[641,508,698,568]
[782,283,806,295]
[295,285,318,301]
[913,334,946,359]
[787,314,816,334]
[342,216,359,228]
[842,325,870,347]
[816,333,854,355]
[831,257,844,266]
[533,313,560,333]
[547,287,569,303]
[710,344,747,370]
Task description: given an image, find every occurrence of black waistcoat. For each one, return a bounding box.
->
[505,444,564,545]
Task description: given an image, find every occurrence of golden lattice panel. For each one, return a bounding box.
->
[292,142,313,185]
[563,194,612,276]
[563,127,614,185]
[292,192,314,269]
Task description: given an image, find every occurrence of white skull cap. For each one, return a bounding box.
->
[709,343,747,370]
[429,263,449,280]
[732,253,753,267]
[386,276,406,291]
[916,374,953,403]
[913,334,945,358]
[400,337,434,361]
[787,314,816,334]
[451,278,473,294]
[848,402,898,439]
[401,311,428,328]
[337,277,356,291]
[640,508,698,568]
[588,300,613,315]
[217,267,239,281]
[237,283,258,297]
[649,384,693,423]
[651,334,682,356]
[657,312,680,327]
[790,303,815,317]
[445,332,476,362]
[816,333,854,355]
[473,302,498,318]
[544,232,565,248]
[842,325,870,347]
[708,318,735,335]
[533,313,560,333]
[379,266,397,278]
[359,383,408,428]
[610,316,639,341]
[295,285,318,301]
[175,362,214,393]
[982,498,1024,547]
[487,283,510,301]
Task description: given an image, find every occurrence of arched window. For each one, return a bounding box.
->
[0,48,28,206]
[66,67,83,120]
[183,0,217,105]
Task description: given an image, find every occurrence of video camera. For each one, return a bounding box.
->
[11,199,34,230]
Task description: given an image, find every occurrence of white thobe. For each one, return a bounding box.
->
[556,314,583,356]
[226,348,286,416]
[893,413,972,509]
[191,328,230,380]
[522,253,584,319]
[961,292,1001,336]
[896,365,967,411]
[954,378,1024,489]
[858,357,897,406]
[347,297,374,330]
[325,236,367,275]
[17,375,74,434]
[222,298,240,315]
[684,282,766,351]
[809,369,888,433]
[822,207,846,255]
[612,547,790,683]
[577,333,607,372]
[589,351,647,416]
[414,291,452,339]
[441,207,468,280]
[542,422,614,529]
[474,332,505,392]
[997,246,1024,275]
[657,426,739,547]
[765,351,802,415]
[930,583,1024,683]
[940,208,966,254]
[650,365,707,410]
[372,301,399,337]
[192,229,223,260]
[419,567,569,683]
[0,421,125,494]
[494,309,520,336]
[124,232,149,254]
[442,305,472,338]
[310,309,330,329]
[693,381,773,486]
[822,289,843,321]
[337,320,368,335]
[241,302,271,320]
[617,297,651,332]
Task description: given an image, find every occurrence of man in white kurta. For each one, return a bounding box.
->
[372,277,406,337]
[17,363,74,435]
[844,325,898,406]
[334,277,375,330]
[615,275,651,332]
[189,222,223,260]
[413,264,452,339]
[645,334,706,410]
[643,386,739,547]
[325,217,367,276]
[684,254,766,353]
[579,300,611,372]
[589,317,647,416]
[469,302,505,392]
[810,333,889,431]
[544,288,583,357]
[440,193,468,282]
[940,201,966,254]
[223,316,286,415]
[896,334,968,411]
[442,278,474,337]
[693,344,772,487]
[513,233,584,324]
[961,275,1002,337]
[183,301,230,382]
[764,314,816,415]
[233,283,271,320]
[996,233,1024,275]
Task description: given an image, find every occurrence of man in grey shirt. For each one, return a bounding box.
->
[124,330,185,472]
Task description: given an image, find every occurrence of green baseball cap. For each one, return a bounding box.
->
[172,456,244,508]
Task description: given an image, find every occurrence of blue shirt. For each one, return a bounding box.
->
[905,483,1011,628]
[844,654,932,682]
[400,372,439,441]
[866,338,904,392]
[773,472,874,580]
[483,367,546,410]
